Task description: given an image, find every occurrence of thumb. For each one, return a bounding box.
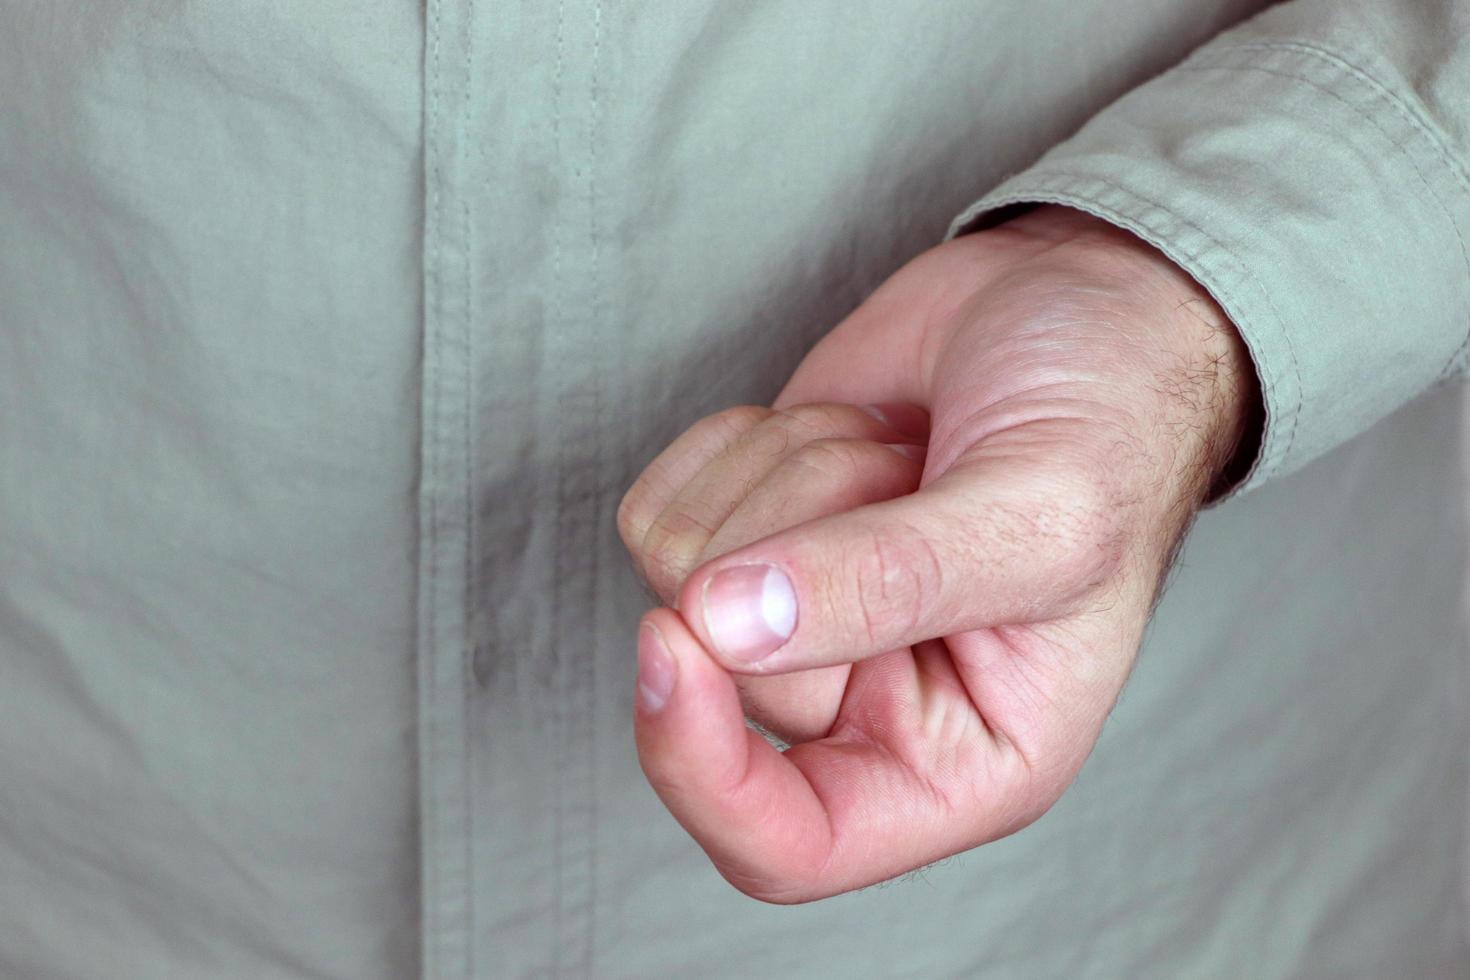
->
[674,455,1119,674]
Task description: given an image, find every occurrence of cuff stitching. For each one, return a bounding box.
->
[1183,48,1470,379]
[1205,40,1470,197]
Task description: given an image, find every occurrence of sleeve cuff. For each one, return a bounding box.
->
[943,41,1470,499]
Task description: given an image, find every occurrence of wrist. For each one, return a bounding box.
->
[1002,205,1262,503]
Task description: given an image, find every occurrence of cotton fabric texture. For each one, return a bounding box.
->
[0,1,1466,977]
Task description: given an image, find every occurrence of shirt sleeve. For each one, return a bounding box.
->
[943,0,1470,498]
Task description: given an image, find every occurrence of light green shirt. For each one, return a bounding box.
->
[0,1,1465,976]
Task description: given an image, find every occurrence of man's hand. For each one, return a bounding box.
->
[617,205,1258,903]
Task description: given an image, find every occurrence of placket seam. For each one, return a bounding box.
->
[550,1,603,973]
[419,1,475,977]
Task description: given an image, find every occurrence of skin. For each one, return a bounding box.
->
[616,204,1260,904]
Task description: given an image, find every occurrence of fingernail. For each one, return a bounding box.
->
[701,563,798,663]
[883,442,925,460]
[637,624,676,713]
[860,402,930,440]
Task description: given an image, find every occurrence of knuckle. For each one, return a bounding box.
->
[787,438,868,485]
[639,508,717,596]
[636,756,679,800]
[619,405,771,574]
[1024,474,1129,600]
[720,867,812,906]
[745,404,865,467]
[769,403,848,438]
[706,404,774,441]
[1050,473,1130,588]
[844,523,940,647]
[615,481,648,550]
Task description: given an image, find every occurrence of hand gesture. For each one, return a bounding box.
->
[618,206,1257,902]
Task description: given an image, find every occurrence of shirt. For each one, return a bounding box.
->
[0,1,1466,976]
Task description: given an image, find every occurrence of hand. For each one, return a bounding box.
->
[617,205,1258,903]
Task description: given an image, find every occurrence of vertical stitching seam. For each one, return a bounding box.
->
[585,2,603,973]
[423,2,444,976]
[459,1,476,976]
[549,0,567,972]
